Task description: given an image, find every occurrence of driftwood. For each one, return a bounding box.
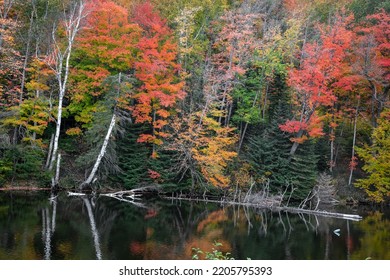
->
[163,195,363,222]
[67,188,147,208]
[277,206,362,221]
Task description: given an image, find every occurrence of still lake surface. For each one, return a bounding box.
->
[0,191,389,260]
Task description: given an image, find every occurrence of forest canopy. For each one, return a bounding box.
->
[0,0,389,202]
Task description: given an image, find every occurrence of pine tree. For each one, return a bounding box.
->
[115,124,179,190]
[115,125,150,188]
[288,140,319,200]
[246,73,292,193]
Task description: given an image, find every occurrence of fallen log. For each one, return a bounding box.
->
[162,195,363,221]
[277,206,362,221]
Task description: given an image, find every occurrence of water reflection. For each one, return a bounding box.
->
[0,192,389,260]
[83,197,102,260]
[42,193,57,260]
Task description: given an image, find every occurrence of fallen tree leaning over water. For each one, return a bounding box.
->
[163,194,362,221]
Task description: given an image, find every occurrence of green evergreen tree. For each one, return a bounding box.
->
[288,141,319,200]
[115,125,180,190]
[115,125,150,188]
[246,73,292,193]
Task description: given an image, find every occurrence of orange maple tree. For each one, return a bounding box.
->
[68,0,141,129]
[132,2,185,155]
[280,14,354,154]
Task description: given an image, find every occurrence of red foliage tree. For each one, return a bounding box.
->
[132,2,185,156]
[281,14,354,155]
[351,11,390,127]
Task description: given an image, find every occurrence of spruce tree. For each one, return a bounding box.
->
[115,125,150,188]
[115,124,180,190]
[246,72,292,193]
[288,140,319,200]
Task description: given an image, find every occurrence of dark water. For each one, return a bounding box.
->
[0,191,389,260]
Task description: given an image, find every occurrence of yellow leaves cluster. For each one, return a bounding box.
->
[173,112,238,188]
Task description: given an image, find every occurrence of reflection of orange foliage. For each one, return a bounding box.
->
[197,209,228,232]
[185,209,232,259]
[146,227,154,238]
[128,208,258,259]
[346,236,354,252]
[144,209,158,219]
[130,241,145,255]
[185,231,231,260]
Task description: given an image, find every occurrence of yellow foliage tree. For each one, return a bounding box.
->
[355,110,390,202]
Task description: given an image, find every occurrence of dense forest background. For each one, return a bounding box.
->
[0,0,389,203]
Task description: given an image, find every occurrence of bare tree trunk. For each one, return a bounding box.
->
[289,130,304,155]
[348,99,360,186]
[52,153,61,187]
[82,114,116,187]
[81,73,121,188]
[237,88,261,154]
[48,1,86,173]
[45,133,54,169]
[262,83,269,120]
[20,9,35,100]
[238,122,249,154]
[330,127,334,173]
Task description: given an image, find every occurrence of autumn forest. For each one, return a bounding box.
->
[0,0,389,204]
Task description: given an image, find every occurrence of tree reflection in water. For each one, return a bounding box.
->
[0,192,389,260]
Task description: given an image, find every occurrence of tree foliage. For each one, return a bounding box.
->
[356,110,390,202]
[0,0,389,203]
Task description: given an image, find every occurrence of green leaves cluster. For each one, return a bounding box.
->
[192,241,235,260]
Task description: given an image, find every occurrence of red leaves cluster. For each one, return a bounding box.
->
[282,14,354,143]
[148,169,161,180]
[132,2,185,145]
[279,120,308,133]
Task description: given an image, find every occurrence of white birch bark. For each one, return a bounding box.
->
[45,133,54,169]
[81,73,121,187]
[54,153,61,187]
[48,0,86,172]
[82,113,116,187]
[348,99,360,186]
[42,208,52,260]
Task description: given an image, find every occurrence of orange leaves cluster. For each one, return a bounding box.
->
[0,10,22,108]
[132,2,185,145]
[282,14,354,144]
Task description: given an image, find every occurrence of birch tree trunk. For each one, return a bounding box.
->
[330,127,334,173]
[348,99,360,186]
[47,1,86,179]
[81,113,116,187]
[80,73,121,188]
